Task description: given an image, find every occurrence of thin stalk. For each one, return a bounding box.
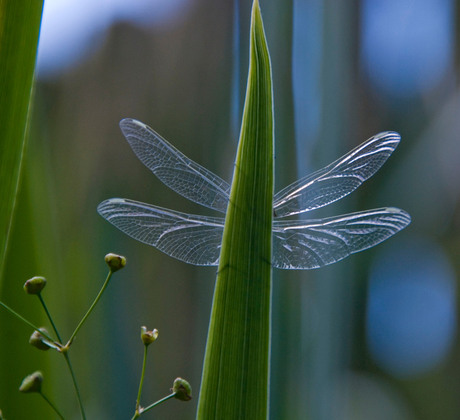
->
[140,393,176,415]
[37,293,62,343]
[0,301,56,343]
[39,391,65,420]
[63,352,86,420]
[5,288,85,417]
[66,270,113,347]
[133,345,149,418]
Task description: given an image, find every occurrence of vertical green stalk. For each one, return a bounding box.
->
[197,1,273,419]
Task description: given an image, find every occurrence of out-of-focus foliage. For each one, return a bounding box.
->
[0,1,46,418]
[1,0,459,419]
[0,0,44,281]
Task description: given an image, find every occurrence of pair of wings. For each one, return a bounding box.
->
[97,119,411,269]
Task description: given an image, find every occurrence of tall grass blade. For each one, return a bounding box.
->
[197,1,274,418]
[0,0,44,284]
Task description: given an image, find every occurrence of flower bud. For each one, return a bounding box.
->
[140,326,158,345]
[29,328,52,351]
[105,253,126,272]
[23,276,46,295]
[172,377,192,401]
[19,371,43,393]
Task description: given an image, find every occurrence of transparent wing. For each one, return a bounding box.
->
[120,119,231,213]
[97,198,224,266]
[273,132,401,218]
[272,207,411,269]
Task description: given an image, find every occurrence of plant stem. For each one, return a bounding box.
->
[59,271,116,419]
[63,352,86,420]
[66,270,113,347]
[37,293,62,343]
[0,295,85,418]
[0,300,56,343]
[39,391,65,419]
[140,393,176,416]
[58,270,116,418]
[134,344,149,415]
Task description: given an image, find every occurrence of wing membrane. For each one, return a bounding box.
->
[101,121,410,270]
[98,200,410,269]
[119,119,231,213]
[273,132,400,218]
[98,198,224,266]
[272,207,411,269]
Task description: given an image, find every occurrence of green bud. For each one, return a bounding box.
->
[172,377,192,401]
[23,276,46,295]
[19,371,43,393]
[29,328,52,351]
[140,326,158,345]
[105,253,126,272]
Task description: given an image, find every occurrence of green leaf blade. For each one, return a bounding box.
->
[0,0,44,283]
[197,1,274,419]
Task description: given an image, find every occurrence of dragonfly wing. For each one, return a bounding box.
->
[98,198,224,266]
[272,207,411,269]
[273,132,401,218]
[120,119,231,213]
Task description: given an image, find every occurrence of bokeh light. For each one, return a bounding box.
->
[366,236,456,377]
[360,0,454,98]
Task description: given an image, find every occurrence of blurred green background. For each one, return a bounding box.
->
[1,0,459,418]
